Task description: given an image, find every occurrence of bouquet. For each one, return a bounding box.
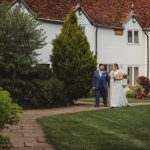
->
[123,74,128,79]
[109,71,116,80]
[109,71,115,78]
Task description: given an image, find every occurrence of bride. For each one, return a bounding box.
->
[109,63,129,107]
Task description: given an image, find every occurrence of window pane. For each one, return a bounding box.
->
[81,26,85,33]
[134,67,139,84]
[134,31,139,43]
[128,30,132,43]
[128,67,132,84]
[106,64,112,72]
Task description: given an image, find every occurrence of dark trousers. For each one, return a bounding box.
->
[95,87,107,105]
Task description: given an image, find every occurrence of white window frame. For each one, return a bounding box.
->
[127,30,140,45]
[80,24,87,34]
[127,66,139,85]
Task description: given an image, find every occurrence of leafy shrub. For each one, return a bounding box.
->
[0,64,54,108]
[0,88,22,150]
[129,85,142,93]
[0,64,52,80]
[137,76,150,94]
[5,79,46,108]
[137,76,149,87]
[0,134,11,150]
[0,78,65,109]
[128,84,148,100]
[126,89,136,98]
[19,65,52,80]
[0,88,22,129]
[86,89,95,98]
[26,79,53,108]
[136,90,147,99]
[50,77,67,106]
[0,4,46,81]
[123,74,128,79]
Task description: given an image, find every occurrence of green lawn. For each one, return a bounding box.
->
[79,97,150,103]
[38,105,150,150]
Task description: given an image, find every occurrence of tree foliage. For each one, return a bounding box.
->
[0,4,46,79]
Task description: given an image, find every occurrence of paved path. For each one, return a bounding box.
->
[2,102,150,150]
[2,103,105,150]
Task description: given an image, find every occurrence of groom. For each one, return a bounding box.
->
[92,64,109,107]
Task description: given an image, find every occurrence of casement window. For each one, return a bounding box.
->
[80,25,86,33]
[128,30,133,43]
[128,30,139,44]
[134,31,139,43]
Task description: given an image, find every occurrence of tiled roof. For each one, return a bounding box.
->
[3,0,150,29]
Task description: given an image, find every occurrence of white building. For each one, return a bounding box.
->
[5,0,150,85]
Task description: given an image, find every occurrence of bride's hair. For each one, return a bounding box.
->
[113,63,119,69]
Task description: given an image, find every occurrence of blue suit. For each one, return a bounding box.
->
[92,70,109,105]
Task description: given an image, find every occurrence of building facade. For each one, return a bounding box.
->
[4,0,150,84]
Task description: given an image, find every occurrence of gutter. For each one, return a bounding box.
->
[38,17,123,30]
[145,31,150,78]
[144,28,150,31]
[37,18,64,24]
[95,24,123,30]
[95,26,98,58]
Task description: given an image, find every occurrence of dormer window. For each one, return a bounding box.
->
[128,30,139,44]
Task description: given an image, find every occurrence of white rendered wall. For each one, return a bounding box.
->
[149,31,150,79]
[11,3,149,79]
[97,18,146,77]
[37,21,61,64]
[39,11,96,64]
[12,2,62,64]
[76,11,96,54]
[146,31,150,78]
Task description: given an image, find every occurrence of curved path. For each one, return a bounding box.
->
[2,103,104,150]
[2,102,150,150]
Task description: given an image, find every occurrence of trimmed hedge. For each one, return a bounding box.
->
[0,78,65,109]
[0,64,52,80]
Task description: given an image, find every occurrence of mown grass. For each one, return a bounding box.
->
[38,105,150,150]
[79,97,150,103]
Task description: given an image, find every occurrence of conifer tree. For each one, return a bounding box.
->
[51,11,96,104]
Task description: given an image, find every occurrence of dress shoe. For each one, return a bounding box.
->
[94,104,99,107]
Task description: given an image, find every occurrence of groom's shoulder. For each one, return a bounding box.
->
[93,70,98,75]
[94,70,99,73]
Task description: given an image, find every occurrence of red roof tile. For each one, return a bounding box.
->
[3,0,150,29]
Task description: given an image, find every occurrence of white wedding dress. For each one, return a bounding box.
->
[110,70,129,107]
